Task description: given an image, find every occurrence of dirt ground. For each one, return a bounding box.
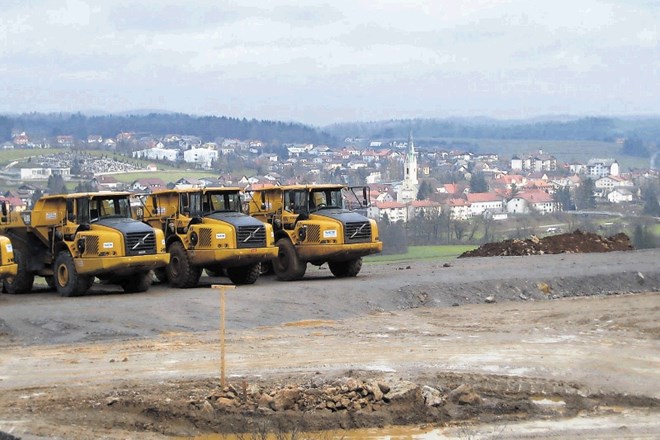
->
[0,248,658,439]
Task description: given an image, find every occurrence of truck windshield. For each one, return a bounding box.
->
[89,197,131,222]
[309,188,343,212]
[206,192,242,213]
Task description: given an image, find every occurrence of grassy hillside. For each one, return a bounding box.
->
[0,148,70,165]
[364,245,477,263]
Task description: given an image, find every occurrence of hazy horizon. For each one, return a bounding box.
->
[1,1,658,126]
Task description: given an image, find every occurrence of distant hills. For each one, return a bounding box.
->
[324,116,660,144]
[1,112,658,149]
[0,112,335,146]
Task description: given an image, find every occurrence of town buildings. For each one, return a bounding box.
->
[3,129,655,223]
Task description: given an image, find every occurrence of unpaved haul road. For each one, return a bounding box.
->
[0,249,658,439]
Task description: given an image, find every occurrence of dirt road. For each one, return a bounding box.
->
[0,249,658,439]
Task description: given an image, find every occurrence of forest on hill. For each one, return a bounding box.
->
[326,117,660,146]
[0,113,336,145]
[0,113,658,158]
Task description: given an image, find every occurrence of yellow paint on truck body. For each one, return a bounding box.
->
[142,188,277,268]
[0,192,169,294]
[0,235,17,278]
[248,184,382,264]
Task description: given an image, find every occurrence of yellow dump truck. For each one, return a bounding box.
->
[0,192,169,296]
[140,187,277,287]
[0,215,17,280]
[248,184,382,280]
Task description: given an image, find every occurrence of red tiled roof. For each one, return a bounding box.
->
[466,192,502,203]
[518,190,554,203]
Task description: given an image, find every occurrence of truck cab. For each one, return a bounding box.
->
[141,187,277,287]
[248,184,382,280]
[0,192,169,296]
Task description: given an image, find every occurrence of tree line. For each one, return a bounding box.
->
[326,117,660,156]
[0,113,336,146]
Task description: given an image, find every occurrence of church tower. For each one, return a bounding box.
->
[397,130,419,202]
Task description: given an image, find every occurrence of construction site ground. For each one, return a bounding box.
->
[0,246,659,439]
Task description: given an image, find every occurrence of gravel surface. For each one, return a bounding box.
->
[0,248,658,439]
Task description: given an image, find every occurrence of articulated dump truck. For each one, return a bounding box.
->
[0,206,18,279]
[140,187,277,287]
[0,192,169,297]
[248,184,382,281]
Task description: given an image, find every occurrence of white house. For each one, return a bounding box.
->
[368,201,407,223]
[408,200,441,220]
[447,198,470,220]
[20,168,70,180]
[569,162,586,174]
[466,192,504,217]
[183,147,218,168]
[586,159,619,177]
[133,148,179,162]
[511,156,522,171]
[366,172,382,184]
[506,190,557,214]
[607,188,634,203]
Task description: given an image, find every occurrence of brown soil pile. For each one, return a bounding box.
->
[459,230,633,258]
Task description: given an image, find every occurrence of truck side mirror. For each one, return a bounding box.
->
[260,192,267,210]
[1,202,7,217]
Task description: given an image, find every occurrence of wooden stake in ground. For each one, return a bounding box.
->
[212,284,236,388]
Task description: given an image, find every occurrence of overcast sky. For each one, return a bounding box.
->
[0,0,658,125]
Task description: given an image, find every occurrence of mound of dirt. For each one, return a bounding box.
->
[459,230,633,258]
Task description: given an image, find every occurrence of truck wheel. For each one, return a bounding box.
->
[227,263,260,285]
[166,241,201,288]
[153,267,168,284]
[3,247,35,294]
[54,251,93,297]
[259,261,273,275]
[273,238,306,281]
[120,271,152,293]
[328,258,363,278]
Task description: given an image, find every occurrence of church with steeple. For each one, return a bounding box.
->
[396,130,418,203]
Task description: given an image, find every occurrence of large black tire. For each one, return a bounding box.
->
[54,251,93,297]
[328,258,363,278]
[166,241,201,288]
[3,247,34,294]
[272,238,306,281]
[259,261,273,275]
[119,271,152,293]
[226,263,260,285]
[153,267,168,284]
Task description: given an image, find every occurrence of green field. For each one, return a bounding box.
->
[109,170,215,184]
[364,245,477,263]
[0,148,70,164]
